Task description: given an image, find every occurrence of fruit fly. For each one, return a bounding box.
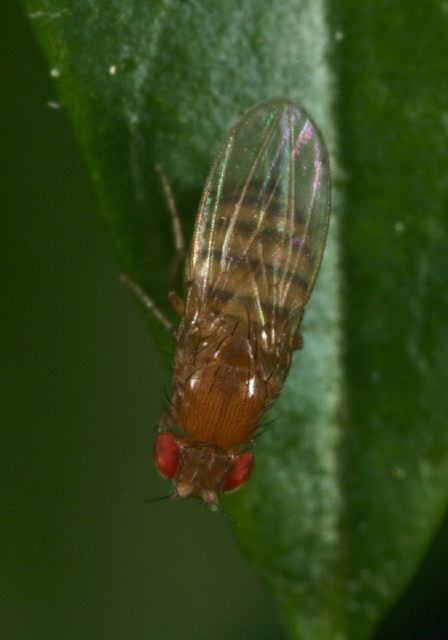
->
[123,99,330,509]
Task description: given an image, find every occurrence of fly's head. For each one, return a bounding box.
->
[153,431,254,509]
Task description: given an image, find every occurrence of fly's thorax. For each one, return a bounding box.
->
[153,431,254,508]
[170,329,268,448]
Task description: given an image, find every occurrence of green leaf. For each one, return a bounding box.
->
[24,1,448,638]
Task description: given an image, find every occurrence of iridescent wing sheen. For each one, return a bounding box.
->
[186,99,330,349]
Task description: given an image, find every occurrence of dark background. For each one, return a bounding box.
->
[2,3,447,640]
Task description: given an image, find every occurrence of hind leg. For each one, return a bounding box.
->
[292,333,304,350]
[155,163,186,315]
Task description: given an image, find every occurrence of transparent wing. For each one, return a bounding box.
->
[186,99,330,349]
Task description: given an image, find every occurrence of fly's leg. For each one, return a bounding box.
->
[120,164,186,331]
[120,274,174,333]
[168,291,185,316]
[155,163,186,316]
[291,333,304,350]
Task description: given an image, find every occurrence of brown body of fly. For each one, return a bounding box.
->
[163,211,309,496]
[123,100,330,508]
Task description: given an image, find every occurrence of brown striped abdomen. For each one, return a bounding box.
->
[188,201,314,329]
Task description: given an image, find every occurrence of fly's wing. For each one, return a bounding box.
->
[187,100,330,351]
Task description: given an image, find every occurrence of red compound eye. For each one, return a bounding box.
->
[153,431,180,479]
[222,450,254,492]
